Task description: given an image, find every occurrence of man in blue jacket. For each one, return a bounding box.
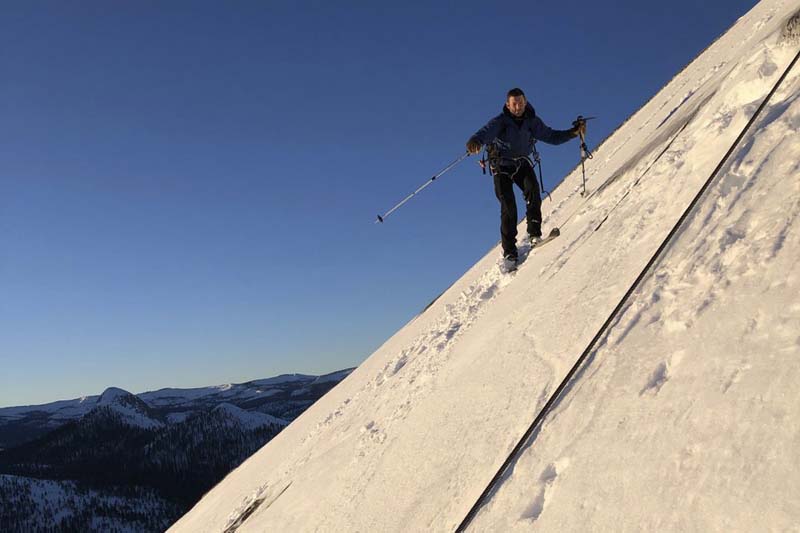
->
[467,88,584,266]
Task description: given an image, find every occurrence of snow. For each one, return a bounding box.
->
[169,1,800,531]
[0,474,178,532]
[0,373,329,422]
[138,384,256,406]
[93,387,165,430]
[103,403,164,430]
[0,387,164,431]
[213,403,289,430]
[0,396,100,421]
[138,375,314,407]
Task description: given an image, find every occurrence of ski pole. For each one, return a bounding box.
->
[375,152,470,223]
[574,115,595,196]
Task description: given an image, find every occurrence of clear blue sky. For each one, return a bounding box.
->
[0,0,757,406]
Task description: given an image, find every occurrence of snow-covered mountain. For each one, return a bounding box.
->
[0,369,353,532]
[170,2,800,531]
[211,403,289,431]
[95,387,165,429]
[0,370,353,449]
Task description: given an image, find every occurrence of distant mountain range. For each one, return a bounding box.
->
[0,369,354,532]
[0,369,353,450]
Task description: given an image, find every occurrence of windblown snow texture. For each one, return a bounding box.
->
[171,2,800,531]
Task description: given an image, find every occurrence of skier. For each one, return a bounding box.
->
[466,88,585,267]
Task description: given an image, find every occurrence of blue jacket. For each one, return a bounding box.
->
[472,103,576,161]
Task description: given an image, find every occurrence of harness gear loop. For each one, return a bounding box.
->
[531,141,551,202]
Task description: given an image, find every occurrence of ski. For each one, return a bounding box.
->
[498,228,561,273]
[531,227,561,249]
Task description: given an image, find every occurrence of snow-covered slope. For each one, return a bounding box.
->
[95,387,165,429]
[212,403,289,431]
[0,474,181,532]
[171,2,800,531]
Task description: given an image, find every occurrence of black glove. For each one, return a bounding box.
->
[466,136,483,154]
[571,118,587,138]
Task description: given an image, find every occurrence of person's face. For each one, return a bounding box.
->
[506,95,526,117]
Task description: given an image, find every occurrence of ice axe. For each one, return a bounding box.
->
[573,115,595,196]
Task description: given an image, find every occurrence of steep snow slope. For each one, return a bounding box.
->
[470,27,800,533]
[171,2,800,531]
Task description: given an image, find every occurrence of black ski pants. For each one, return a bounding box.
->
[493,158,542,258]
